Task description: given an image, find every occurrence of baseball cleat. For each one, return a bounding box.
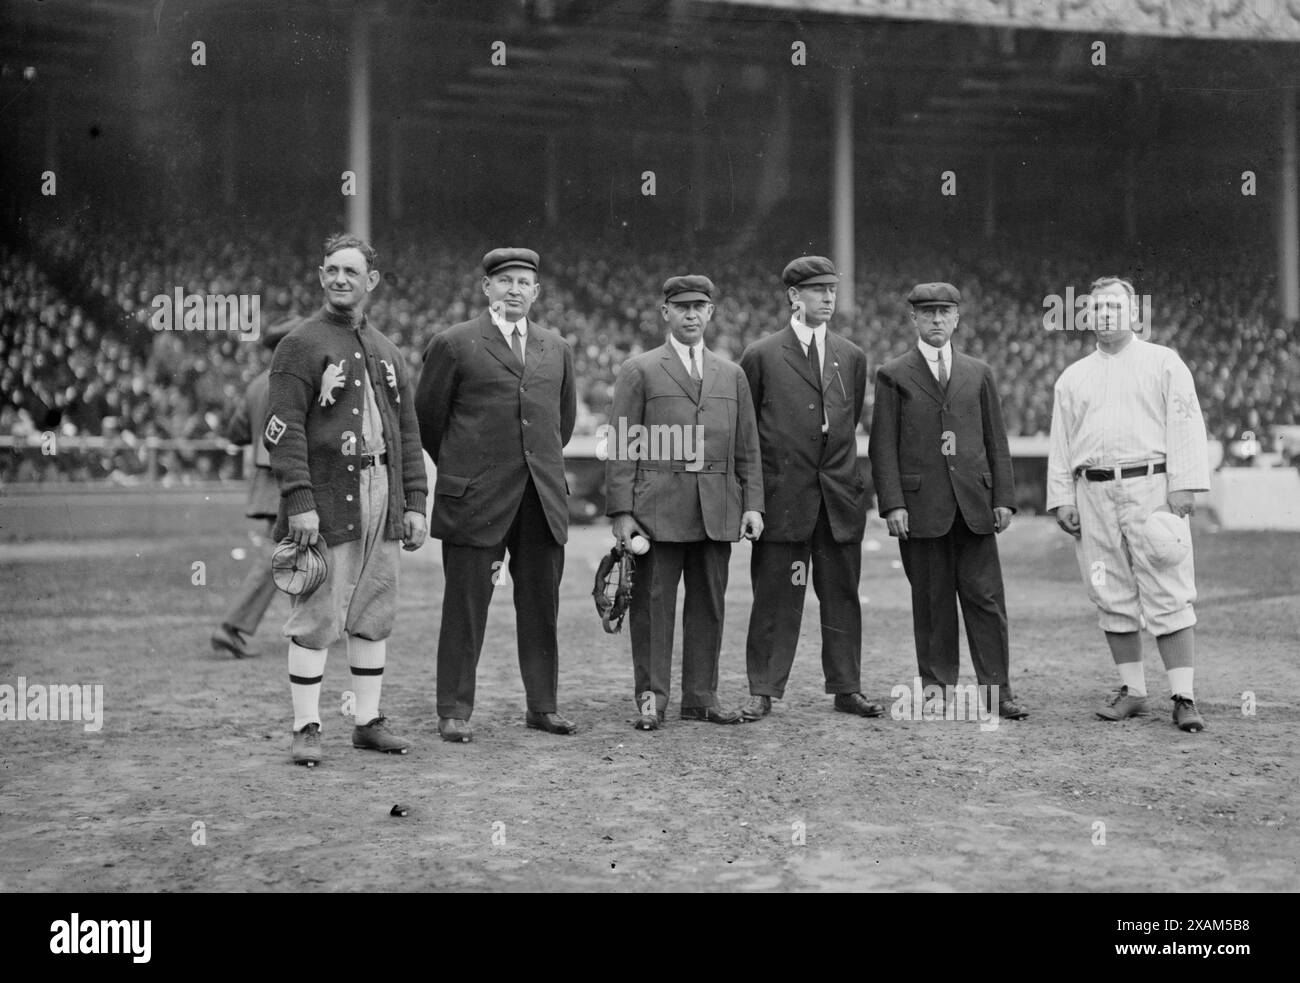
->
[1172,695,1205,732]
[291,722,322,766]
[1096,685,1149,721]
[352,715,410,753]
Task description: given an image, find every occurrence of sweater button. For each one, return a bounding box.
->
[347,524,355,531]
[354,379,361,386]
[347,465,355,472]
[355,352,362,359]
[352,408,359,415]
[346,494,354,502]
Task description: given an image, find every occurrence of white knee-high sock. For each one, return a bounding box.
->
[1157,628,1195,699]
[1105,631,1146,696]
[288,640,328,732]
[348,635,386,726]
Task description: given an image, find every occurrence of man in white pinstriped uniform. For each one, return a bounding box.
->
[1046,276,1210,732]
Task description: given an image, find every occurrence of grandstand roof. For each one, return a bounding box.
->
[2,0,1294,160]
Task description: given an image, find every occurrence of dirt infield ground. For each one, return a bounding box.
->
[0,516,1297,892]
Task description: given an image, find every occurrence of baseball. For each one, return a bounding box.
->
[628,534,650,555]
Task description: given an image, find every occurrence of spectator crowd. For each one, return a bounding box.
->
[3,214,1298,484]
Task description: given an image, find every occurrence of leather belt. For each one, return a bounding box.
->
[1075,461,1165,482]
[360,451,388,469]
[636,460,729,473]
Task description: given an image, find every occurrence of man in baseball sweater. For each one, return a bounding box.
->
[264,234,428,765]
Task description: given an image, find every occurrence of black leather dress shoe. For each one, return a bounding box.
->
[741,695,771,721]
[438,717,473,742]
[526,711,578,734]
[680,704,743,724]
[211,623,259,659]
[833,692,886,717]
[998,697,1029,720]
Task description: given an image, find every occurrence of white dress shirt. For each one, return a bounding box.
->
[791,317,827,377]
[792,317,829,432]
[490,306,527,365]
[667,333,706,378]
[1045,336,1210,511]
[916,337,952,383]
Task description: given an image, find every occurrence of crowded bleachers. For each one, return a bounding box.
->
[3,217,1297,483]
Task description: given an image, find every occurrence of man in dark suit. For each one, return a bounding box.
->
[868,282,1028,720]
[211,318,297,659]
[414,247,578,742]
[605,275,764,730]
[738,256,884,721]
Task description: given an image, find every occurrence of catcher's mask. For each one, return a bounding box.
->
[271,537,330,597]
[593,544,636,633]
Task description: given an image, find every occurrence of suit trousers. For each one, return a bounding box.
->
[629,539,731,713]
[224,519,279,636]
[898,512,1010,691]
[746,502,862,698]
[436,477,563,719]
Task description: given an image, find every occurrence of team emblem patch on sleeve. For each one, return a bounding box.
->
[265,414,287,445]
[1172,392,1201,420]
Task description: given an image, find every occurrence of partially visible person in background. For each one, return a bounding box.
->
[211,317,299,659]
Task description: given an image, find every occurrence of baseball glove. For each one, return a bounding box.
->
[592,543,636,634]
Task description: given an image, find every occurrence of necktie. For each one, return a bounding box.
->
[512,326,525,367]
[809,335,826,433]
[689,347,701,382]
[936,353,948,390]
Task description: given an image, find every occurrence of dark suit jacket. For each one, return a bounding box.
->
[605,343,763,542]
[740,325,868,543]
[415,311,576,548]
[868,346,1015,539]
[225,369,279,519]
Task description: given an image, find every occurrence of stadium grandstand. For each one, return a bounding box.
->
[1,0,1298,517]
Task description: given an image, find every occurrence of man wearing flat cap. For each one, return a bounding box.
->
[738,256,884,721]
[605,275,764,730]
[415,247,578,742]
[868,283,1028,720]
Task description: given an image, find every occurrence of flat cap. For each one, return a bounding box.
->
[662,274,714,303]
[782,256,839,288]
[483,247,540,277]
[907,282,961,307]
